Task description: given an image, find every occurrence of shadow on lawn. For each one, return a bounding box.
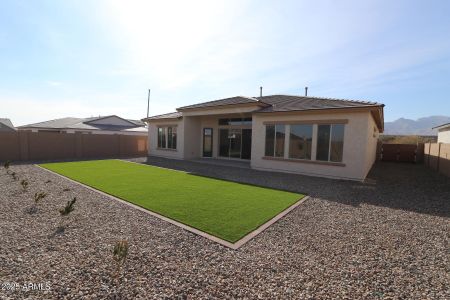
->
[136,157,450,219]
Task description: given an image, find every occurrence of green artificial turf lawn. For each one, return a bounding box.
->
[40,160,304,243]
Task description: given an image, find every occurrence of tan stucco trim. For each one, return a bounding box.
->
[262,156,346,167]
[254,106,380,115]
[262,119,349,125]
[156,148,178,152]
[154,124,179,127]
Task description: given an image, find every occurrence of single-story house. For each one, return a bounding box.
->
[0,118,16,132]
[142,94,384,181]
[19,115,147,136]
[433,123,450,143]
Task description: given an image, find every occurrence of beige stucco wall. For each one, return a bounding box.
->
[437,128,450,143]
[183,116,202,159]
[147,108,380,181]
[250,111,375,181]
[197,116,219,158]
[362,114,380,178]
[147,119,184,159]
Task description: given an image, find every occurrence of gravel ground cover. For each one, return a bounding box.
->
[0,158,449,299]
[39,159,302,243]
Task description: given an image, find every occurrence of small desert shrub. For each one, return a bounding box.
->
[29,192,47,213]
[3,160,10,168]
[113,240,129,279]
[34,192,48,204]
[3,160,11,174]
[10,172,18,181]
[20,179,29,191]
[57,197,76,233]
[60,197,76,216]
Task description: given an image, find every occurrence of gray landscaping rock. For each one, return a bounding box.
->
[0,160,449,299]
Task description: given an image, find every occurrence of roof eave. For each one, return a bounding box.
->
[142,116,183,122]
[253,104,384,114]
[432,123,450,130]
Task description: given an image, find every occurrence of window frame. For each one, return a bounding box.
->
[316,124,345,163]
[157,126,177,150]
[265,124,285,157]
[288,124,313,160]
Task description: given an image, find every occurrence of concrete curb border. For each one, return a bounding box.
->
[36,164,309,250]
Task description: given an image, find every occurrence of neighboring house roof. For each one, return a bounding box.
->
[123,127,148,132]
[433,123,450,130]
[144,112,183,121]
[255,95,383,113]
[19,115,146,132]
[177,96,261,111]
[83,115,145,127]
[0,118,16,131]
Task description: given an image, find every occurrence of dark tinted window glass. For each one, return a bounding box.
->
[330,124,344,162]
[203,128,212,157]
[229,128,242,158]
[157,127,166,148]
[218,118,229,125]
[218,118,252,125]
[167,127,173,149]
[275,125,285,157]
[219,129,230,157]
[265,125,275,156]
[289,125,312,160]
[316,125,331,161]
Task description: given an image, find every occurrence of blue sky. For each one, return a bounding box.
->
[1,0,449,125]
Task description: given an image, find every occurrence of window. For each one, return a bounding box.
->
[265,125,275,156]
[265,124,285,157]
[316,124,345,162]
[157,126,177,149]
[218,118,252,126]
[330,124,344,162]
[289,125,313,160]
[171,127,177,149]
[157,127,166,148]
[167,127,177,149]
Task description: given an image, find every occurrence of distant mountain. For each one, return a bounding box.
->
[384,116,450,136]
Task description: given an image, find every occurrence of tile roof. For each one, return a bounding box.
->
[432,122,450,130]
[177,96,260,110]
[256,95,383,113]
[0,118,16,130]
[144,94,384,121]
[19,116,145,131]
[143,112,182,121]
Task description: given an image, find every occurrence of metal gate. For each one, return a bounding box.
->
[379,143,424,163]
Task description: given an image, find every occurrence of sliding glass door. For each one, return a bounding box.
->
[219,129,230,157]
[229,129,242,158]
[218,128,251,160]
[241,129,252,159]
